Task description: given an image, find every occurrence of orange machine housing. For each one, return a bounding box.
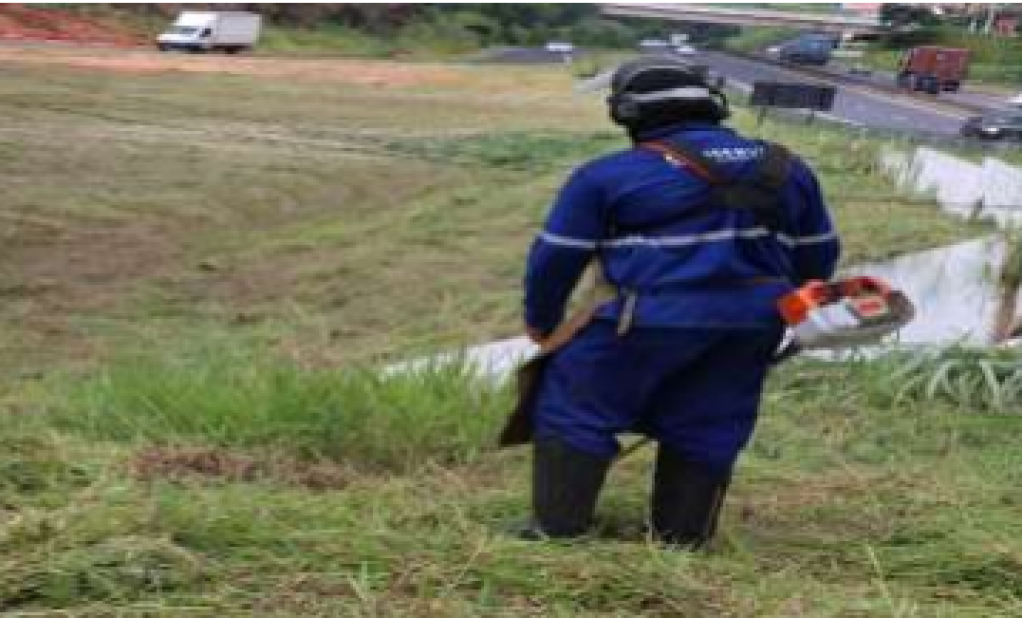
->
[778,277,893,326]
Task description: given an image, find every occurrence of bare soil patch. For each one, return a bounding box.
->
[0,5,143,47]
[0,45,460,87]
[131,446,353,490]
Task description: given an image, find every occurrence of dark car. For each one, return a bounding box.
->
[960,113,1022,141]
[777,34,835,66]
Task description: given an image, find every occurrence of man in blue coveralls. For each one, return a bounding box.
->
[522,56,841,547]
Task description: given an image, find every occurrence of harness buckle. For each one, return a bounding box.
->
[617,290,639,336]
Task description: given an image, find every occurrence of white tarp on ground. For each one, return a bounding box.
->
[851,237,1012,346]
[884,146,1022,225]
[984,157,1022,213]
[387,336,537,381]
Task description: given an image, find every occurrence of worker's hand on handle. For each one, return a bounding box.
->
[525,326,548,346]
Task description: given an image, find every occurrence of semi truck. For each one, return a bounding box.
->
[157,11,261,54]
[896,46,970,94]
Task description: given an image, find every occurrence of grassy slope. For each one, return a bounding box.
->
[0,51,982,373]
[3,352,1020,616]
[0,49,1015,615]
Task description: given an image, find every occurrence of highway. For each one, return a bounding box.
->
[693,50,973,135]
[820,61,1015,113]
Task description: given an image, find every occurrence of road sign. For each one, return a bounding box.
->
[750,82,836,111]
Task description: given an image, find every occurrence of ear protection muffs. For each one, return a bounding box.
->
[607,59,730,126]
[608,91,642,124]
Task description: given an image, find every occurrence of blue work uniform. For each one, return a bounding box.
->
[524,122,840,472]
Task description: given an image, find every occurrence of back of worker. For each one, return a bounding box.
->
[521,56,840,547]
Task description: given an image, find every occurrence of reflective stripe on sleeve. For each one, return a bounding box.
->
[538,231,599,250]
[603,228,772,248]
[539,228,838,250]
[775,231,838,247]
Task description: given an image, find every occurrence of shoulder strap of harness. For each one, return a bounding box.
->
[750,141,792,191]
[629,138,793,233]
[640,138,792,188]
[640,141,723,185]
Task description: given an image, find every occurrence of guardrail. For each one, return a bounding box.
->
[600,3,886,34]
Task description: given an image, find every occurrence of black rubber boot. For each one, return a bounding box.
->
[521,436,612,540]
[650,446,731,550]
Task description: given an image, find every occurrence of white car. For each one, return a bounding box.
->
[157,11,261,53]
[639,38,670,52]
[673,44,696,55]
[1010,92,1022,107]
[545,41,574,55]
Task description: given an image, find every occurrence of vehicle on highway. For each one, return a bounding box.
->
[960,113,1022,141]
[776,33,835,66]
[670,33,696,55]
[1009,92,1022,108]
[638,38,671,54]
[896,46,969,95]
[157,11,261,53]
[544,41,574,55]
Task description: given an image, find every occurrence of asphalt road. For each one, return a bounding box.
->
[821,61,1015,113]
[694,50,970,135]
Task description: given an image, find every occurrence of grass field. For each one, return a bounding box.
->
[0,46,1017,615]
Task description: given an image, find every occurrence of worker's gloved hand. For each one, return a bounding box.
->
[525,326,549,345]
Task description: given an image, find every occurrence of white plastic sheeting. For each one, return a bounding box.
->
[387,336,537,382]
[882,147,1022,226]
[851,237,1013,345]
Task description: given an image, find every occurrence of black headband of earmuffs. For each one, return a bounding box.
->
[607,61,729,125]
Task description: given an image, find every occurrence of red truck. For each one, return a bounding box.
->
[896,46,970,94]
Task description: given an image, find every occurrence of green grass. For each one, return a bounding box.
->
[1,351,1020,615]
[0,47,1013,615]
[46,344,502,470]
[259,24,403,58]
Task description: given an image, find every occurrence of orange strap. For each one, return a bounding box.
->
[640,141,721,184]
[538,303,599,354]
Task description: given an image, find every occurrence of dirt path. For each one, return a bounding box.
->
[0,45,460,87]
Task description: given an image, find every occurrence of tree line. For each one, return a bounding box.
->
[101,3,738,49]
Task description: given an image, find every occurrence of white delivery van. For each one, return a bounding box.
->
[157,11,261,54]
